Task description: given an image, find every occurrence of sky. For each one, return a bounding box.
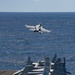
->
[0,0,75,12]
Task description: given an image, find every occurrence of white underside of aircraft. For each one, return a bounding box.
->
[25,24,51,33]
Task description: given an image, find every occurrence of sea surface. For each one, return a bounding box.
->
[0,12,75,74]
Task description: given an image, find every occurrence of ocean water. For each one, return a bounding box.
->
[0,12,75,74]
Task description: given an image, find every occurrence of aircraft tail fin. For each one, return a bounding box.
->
[51,53,57,63]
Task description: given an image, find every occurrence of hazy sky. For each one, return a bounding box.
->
[0,0,75,12]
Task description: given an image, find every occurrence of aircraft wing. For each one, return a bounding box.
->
[41,27,51,33]
[29,29,35,31]
[25,25,35,29]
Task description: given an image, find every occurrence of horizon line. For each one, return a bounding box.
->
[0,11,75,13]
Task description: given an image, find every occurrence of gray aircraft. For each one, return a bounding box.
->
[25,24,51,33]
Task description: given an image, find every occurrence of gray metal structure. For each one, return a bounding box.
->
[13,54,71,75]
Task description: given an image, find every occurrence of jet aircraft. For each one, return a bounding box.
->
[25,24,51,33]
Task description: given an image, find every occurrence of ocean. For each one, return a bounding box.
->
[0,12,75,74]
